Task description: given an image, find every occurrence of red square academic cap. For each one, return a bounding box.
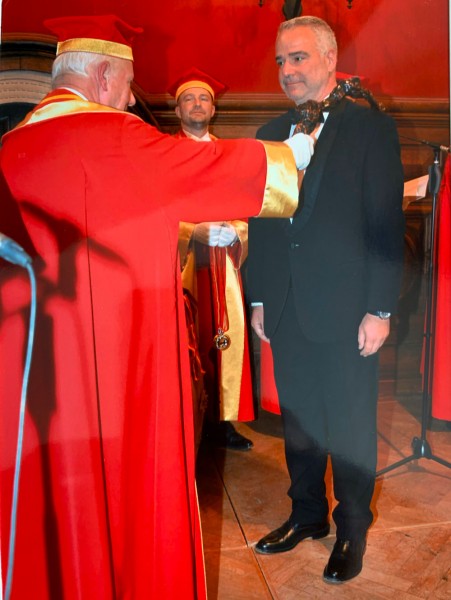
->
[44,15,143,62]
[336,71,368,85]
[168,67,227,102]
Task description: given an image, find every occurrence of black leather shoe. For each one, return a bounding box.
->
[323,538,366,583]
[206,421,253,451]
[255,519,330,554]
[223,425,253,451]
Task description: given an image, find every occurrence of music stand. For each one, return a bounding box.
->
[377,143,451,476]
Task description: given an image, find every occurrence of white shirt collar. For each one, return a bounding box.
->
[60,87,89,101]
[182,128,212,142]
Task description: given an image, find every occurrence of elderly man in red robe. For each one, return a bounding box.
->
[0,14,314,600]
[172,68,255,452]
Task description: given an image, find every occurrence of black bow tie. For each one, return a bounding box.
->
[293,100,324,135]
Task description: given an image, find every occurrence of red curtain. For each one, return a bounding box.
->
[431,155,451,421]
[260,341,281,415]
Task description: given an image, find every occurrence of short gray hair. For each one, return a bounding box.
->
[277,16,337,55]
[51,51,104,82]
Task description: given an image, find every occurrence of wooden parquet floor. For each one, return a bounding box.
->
[197,396,451,599]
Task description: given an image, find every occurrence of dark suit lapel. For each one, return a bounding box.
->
[290,99,347,234]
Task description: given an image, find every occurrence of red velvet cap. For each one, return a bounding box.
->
[44,15,143,61]
[336,71,368,85]
[168,67,227,102]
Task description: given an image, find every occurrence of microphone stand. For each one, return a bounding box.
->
[377,139,451,476]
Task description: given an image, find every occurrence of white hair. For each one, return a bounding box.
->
[51,51,104,83]
[278,16,338,55]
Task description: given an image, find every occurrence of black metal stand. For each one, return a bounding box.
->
[377,147,451,476]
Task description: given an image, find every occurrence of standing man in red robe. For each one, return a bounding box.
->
[172,68,254,452]
[0,14,314,600]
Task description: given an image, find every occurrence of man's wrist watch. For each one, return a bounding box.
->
[369,310,391,320]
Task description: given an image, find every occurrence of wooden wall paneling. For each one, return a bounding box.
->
[146,93,450,165]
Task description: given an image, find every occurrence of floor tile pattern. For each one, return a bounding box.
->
[197,397,451,599]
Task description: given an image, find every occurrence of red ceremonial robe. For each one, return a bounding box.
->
[432,155,451,420]
[0,90,298,600]
[175,130,254,426]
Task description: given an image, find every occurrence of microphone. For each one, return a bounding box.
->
[0,233,32,267]
[419,139,450,153]
[400,135,450,153]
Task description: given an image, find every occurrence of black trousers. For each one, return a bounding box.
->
[270,289,378,540]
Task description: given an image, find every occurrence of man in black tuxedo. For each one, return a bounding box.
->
[247,16,405,583]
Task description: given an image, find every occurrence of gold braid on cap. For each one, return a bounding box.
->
[57,38,134,61]
[175,81,215,102]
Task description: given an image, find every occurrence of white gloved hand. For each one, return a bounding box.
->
[193,222,238,247]
[217,223,238,247]
[283,132,314,170]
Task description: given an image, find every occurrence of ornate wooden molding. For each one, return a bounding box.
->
[144,91,449,131]
[0,70,51,105]
[145,92,449,181]
[0,36,159,126]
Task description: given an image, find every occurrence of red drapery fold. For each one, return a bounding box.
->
[260,341,281,415]
[431,155,451,421]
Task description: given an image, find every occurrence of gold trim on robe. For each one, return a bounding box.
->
[219,251,245,420]
[258,141,299,218]
[228,220,248,268]
[179,222,197,268]
[178,220,250,422]
[7,90,136,133]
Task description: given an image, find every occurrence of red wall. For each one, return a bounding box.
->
[2,0,449,99]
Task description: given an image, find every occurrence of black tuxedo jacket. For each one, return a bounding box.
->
[247,98,405,343]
